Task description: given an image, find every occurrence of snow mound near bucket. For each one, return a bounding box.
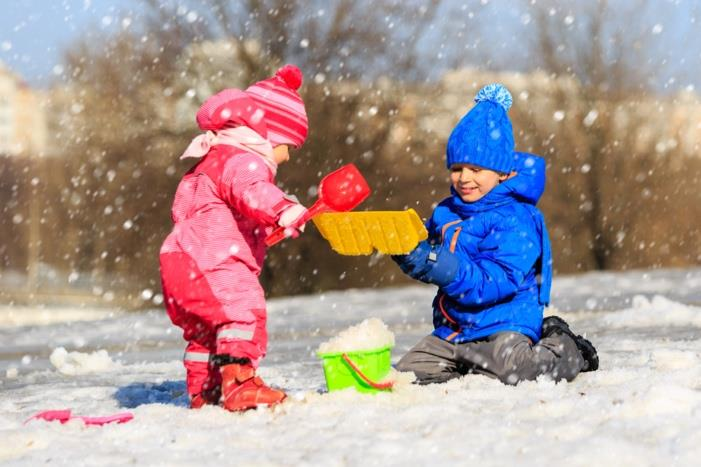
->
[317,317,395,354]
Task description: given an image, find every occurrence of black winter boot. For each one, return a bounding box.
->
[542,315,599,372]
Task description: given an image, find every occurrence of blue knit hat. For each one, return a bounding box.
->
[446,83,515,173]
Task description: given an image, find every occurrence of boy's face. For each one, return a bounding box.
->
[272,144,290,165]
[450,163,507,202]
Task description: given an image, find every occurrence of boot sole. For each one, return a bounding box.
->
[224,395,287,412]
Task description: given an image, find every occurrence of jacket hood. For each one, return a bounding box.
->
[499,152,546,205]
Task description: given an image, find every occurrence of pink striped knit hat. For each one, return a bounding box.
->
[245,65,308,148]
[195,65,308,148]
[196,89,268,136]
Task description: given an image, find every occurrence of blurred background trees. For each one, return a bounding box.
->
[1,0,700,307]
[522,0,701,270]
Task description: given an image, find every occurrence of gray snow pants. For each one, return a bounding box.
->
[396,332,585,385]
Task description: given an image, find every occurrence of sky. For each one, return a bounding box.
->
[0,0,135,87]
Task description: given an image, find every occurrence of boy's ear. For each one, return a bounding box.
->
[499,171,514,182]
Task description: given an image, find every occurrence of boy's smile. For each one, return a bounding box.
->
[450,163,508,202]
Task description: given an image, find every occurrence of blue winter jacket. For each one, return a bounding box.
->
[427,152,552,343]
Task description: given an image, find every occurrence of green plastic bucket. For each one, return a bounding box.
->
[317,345,394,393]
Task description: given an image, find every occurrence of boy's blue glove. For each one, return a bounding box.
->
[392,240,459,287]
[392,240,432,277]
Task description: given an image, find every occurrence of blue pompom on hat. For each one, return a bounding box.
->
[446,83,515,173]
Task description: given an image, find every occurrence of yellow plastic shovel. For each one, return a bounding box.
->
[312,209,428,255]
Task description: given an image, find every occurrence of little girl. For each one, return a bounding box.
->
[160,65,309,411]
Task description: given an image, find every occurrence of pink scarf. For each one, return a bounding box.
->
[179,126,277,174]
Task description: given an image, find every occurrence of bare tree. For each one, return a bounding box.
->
[140,0,443,81]
[524,0,695,270]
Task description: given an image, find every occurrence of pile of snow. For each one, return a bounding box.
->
[49,347,119,375]
[601,295,701,328]
[317,317,395,354]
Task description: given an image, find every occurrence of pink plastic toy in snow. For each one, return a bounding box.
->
[26,409,134,426]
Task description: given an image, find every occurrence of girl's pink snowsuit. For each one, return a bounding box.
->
[159,144,293,397]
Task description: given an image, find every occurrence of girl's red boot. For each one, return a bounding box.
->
[190,387,222,409]
[220,363,286,412]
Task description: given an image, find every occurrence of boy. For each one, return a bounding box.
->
[393,84,598,385]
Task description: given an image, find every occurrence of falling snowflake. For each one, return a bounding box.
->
[583,110,598,127]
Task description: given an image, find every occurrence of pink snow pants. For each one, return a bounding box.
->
[160,252,268,396]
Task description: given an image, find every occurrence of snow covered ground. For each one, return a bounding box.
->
[2,268,701,466]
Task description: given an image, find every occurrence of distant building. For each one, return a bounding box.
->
[0,61,47,156]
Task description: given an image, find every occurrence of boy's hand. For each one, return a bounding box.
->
[391,240,432,276]
[392,241,459,287]
[420,245,460,287]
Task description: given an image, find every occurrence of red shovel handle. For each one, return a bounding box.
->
[265,226,297,247]
[341,353,394,391]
